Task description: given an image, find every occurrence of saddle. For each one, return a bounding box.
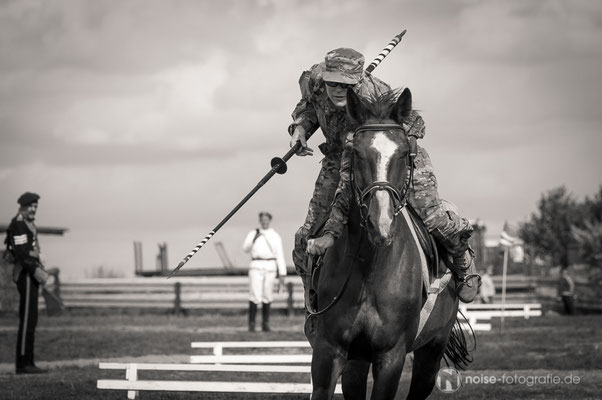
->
[405,205,450,281]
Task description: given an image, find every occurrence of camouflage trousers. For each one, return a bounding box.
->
[293,156,341,282]
[292,147,473,283]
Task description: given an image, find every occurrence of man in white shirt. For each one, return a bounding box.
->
[243,212,287,332]
[479,265,496,304]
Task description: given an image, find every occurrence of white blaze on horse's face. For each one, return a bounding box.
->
[370,132,400,241]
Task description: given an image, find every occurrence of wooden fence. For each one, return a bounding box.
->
[59,276,303,314]
[50,274,543,314]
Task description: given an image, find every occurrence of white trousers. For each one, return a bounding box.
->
[248,263,277,304]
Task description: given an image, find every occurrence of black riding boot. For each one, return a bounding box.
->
[452,250,481,303]
[248,301,257,332]
[262,303,271,332]
[432,229,481,303]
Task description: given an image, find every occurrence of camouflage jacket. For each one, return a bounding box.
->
[289,62,391,157]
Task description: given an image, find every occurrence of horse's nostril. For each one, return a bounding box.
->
[370,232,393,248]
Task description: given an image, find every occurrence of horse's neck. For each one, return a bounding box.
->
[347,204,417,274]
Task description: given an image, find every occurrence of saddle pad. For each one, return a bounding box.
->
[400,208,452,343]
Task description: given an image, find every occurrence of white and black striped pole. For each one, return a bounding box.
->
[365,30,406,74]
[168,156,288,277]
[169,29,407,277]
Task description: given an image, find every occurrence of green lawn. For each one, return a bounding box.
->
[0,312,600,399]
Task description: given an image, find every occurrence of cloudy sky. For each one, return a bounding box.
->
[1,0,600,279]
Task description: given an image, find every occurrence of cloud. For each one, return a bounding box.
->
[1,0,601,278]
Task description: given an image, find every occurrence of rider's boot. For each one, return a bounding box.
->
[432,229,481,303]
[297,259,319,345]
[294,227,318,313]
[248,301,257,332]
[453,248,481,303]
[261,302,271,332]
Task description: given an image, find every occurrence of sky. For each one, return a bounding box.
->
[1,0,601,280]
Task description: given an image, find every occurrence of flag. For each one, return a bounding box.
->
[499,230,518,248]
[499,221,522,248]
[499,222,525,262]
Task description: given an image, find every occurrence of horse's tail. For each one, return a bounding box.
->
[443,309,476,370]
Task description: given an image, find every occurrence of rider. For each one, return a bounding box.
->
[290,48,480,306]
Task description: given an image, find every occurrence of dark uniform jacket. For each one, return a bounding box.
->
[5,214,40,277]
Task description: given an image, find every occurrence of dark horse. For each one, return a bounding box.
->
[310,88,467,399]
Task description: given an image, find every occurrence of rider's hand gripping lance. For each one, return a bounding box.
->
[169,30,407,277]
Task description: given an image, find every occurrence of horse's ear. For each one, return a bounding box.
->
[390,88,412,122]
[346,88,366,124]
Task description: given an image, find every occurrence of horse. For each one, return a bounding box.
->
[309,87,470,400]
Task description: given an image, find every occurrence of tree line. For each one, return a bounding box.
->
[519,185,601,277]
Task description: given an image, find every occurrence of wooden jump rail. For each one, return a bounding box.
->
[460,303,542,319]
[459,303,543,332]
[97,341,341,399]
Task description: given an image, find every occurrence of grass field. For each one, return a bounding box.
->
[0,311,600,399]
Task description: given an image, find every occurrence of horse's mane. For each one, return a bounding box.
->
[355,88,403,122]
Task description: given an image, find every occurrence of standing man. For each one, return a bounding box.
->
[479,265,496,304]
[243,212,286,332]
[4,192,48,374]
[558,267,576,315]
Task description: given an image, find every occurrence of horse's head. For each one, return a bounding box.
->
[346,87,414,247]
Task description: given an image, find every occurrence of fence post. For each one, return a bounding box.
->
[174,282,182,315]
[287,282,294,317]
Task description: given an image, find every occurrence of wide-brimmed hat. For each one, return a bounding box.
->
[322,48,364,85]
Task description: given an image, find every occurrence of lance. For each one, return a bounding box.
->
[169,30,407,277]
[366,30,406,73]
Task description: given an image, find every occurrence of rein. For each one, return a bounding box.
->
[305,229,362,316]
[352,124,417,228]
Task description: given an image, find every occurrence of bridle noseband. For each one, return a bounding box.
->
[352,123,417,229]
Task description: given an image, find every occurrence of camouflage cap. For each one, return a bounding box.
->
[323,48,364,85]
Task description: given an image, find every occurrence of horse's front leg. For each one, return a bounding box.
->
[311,340,345,400]
[370,346,407,400]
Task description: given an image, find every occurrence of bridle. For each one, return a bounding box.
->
[351,123,417,229]
[306,122,418,317]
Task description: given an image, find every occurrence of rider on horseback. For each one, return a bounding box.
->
[290,48,480,305]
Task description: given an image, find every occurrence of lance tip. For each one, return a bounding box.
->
[167,262,185,279]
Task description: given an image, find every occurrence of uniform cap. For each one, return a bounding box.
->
[323,48,364,85]
[259,211,272,220]
[18,192,40,206]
